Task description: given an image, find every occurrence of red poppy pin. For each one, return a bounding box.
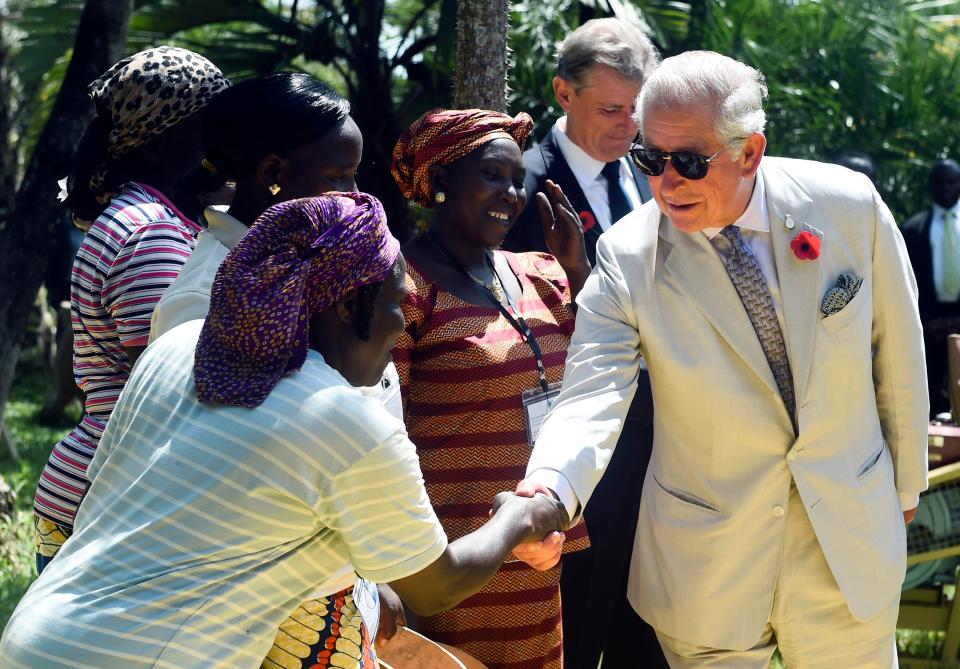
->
[790,230,820,260]
[579,210,597,232]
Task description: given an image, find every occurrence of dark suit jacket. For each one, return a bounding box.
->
[903,208,960,323]
[503,125,652,265]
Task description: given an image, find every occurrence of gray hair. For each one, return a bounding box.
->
[556,18,660,92]
[636,51,767,156]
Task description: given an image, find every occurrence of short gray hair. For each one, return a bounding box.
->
[557,18,660,92]
[636,51,767,155]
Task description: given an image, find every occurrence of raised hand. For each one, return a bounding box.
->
[538,179,591,298]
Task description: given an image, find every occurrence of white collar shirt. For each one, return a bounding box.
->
[702,170,784,326]
[552,117,643,230]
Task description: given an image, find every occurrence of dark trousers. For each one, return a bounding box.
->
[560,369,667,669]
[926,329,951,417]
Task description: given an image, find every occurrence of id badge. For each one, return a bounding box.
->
[353,576,380,642]
[522,382,562,448]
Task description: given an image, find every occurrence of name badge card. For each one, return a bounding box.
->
[353,576,380,642]
[522,382,562,448]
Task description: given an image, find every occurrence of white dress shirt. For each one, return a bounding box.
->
[702,170,786,331]
[929,202,960,302]
[553,117,643,230]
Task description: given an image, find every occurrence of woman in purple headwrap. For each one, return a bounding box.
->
[0,193,566,669]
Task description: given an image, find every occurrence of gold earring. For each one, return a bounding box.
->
[268,184,281,196]
[434,191,446,204]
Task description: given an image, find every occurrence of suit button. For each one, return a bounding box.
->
[772,505,786,517]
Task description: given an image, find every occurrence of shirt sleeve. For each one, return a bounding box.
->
[315,431,448,584]
[150,289,210,343]
[527,467,580,522]
[392,267,436,416]
[102,219,196,348]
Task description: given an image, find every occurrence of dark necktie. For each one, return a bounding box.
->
[601,160,632,225]
[712,225,796,429]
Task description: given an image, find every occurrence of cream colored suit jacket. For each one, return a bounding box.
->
[528,157,928,649]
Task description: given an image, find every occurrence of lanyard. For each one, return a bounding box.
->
[426,230,550,393]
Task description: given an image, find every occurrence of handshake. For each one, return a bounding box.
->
[489,484,570,571]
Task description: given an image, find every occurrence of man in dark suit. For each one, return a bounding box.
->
[503,18,667,669]
[903,158,960,417]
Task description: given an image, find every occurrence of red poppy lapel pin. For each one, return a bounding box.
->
[579,210,597,232]
[787,217,823,260]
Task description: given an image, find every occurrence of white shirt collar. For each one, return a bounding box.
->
[934,202,960,220]
[204,205,248,250]
[702,168,769,240]
[553,116,608,183]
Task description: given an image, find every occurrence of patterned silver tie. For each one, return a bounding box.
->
[713,225,796,427]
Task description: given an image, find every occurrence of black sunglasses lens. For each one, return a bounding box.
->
[632,149,666,176]
[672,152,709,180]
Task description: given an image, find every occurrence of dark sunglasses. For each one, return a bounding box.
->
[629,144,731,180]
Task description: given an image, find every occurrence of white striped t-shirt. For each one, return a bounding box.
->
[1,320,447,669]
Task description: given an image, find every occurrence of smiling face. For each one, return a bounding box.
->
[555,65,643,163]
[642,100,765,234]
[433,137,527,248]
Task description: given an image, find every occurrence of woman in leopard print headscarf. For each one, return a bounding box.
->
[33,46,229,574]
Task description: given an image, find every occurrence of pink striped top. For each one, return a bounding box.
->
[34,183,201,527]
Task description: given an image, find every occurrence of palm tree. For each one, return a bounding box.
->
[0,0,133,453]
[453,0,511,111]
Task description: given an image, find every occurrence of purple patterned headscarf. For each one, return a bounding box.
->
[194,193,400,408]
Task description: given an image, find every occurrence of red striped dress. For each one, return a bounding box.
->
[393,251,589,669]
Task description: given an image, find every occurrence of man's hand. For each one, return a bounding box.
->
[512,530,565,571]
[509,477,570,570]
[904,507,918,525]
[374,583,406,650]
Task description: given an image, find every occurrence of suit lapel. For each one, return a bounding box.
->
[659,216,780,397]
[762,162,820,407]
[540,127,602,263]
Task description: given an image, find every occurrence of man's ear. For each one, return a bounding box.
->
[256,154,287,192]
[334,288,358,325]
[740,133,766,178]
[553,76,574,112]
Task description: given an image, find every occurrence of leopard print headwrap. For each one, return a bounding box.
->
[87,46,230,204]
[391,108,533,208]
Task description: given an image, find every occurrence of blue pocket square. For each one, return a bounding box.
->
[821,272,863,316]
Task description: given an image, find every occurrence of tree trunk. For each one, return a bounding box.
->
[0,0,133,422]
[453,0,510,112]
[0,13,15,220]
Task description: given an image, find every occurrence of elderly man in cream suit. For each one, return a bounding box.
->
[516,51,928,667]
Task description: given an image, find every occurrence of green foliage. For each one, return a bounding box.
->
[507,0,691,136]
[687,0,960,223]
[6,0,960,226]
[0,351,78,629]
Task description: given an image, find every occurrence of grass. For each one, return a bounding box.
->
[0,349,80,629]
[0,350,946,666]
